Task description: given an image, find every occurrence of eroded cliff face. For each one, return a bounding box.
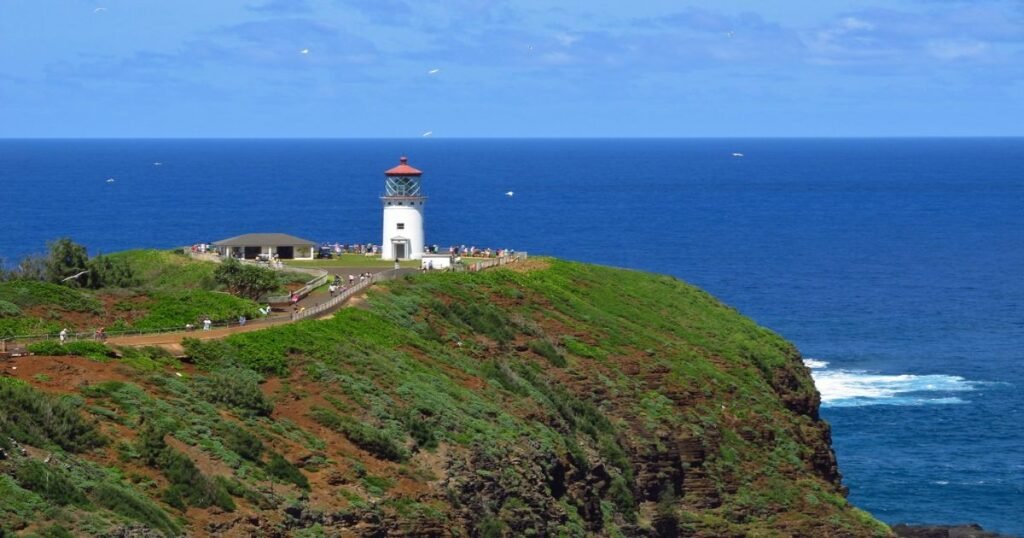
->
[0,259,888,537]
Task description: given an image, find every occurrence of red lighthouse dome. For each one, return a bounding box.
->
[385,156,422,176]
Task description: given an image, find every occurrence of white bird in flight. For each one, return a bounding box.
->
[732,152,744,158]
[153,162,162,166]
[505,191,514,197]
[94,7,107,13]
[300,48,310,55]
[428,68,440,75]
[422,131,433,137]
[106,177,115,183]
[61,270,90,282]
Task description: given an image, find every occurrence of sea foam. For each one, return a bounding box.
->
[810,364,984,408]
[803,358,830,369]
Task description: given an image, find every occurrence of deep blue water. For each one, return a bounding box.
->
[2,139,1022,534]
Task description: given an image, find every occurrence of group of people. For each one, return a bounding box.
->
[448,245,514,258]
[185,317,214,331]
[255,253,285,269]
[319,243,380,256]
[57,326,106,343]
[327,273,373,297]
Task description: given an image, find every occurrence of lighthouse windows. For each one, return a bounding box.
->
[397,223,405,230]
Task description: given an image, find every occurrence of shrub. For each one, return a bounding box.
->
[135,424,236,511]
[404,412,439,451]
[265,453,309,490]
[214,258,282,301]
[182,337,236,370]
[92,482,181,535]
[197,368,273,416]
[14,460,88,507]
[0,299,21,317]
[608,475,637,523]
[311,407,409,462]
[529,339,566,367]
[84,254,138,289]
[45,238,89,285]
[28,340,66,356]
[223,425,264,462]
[28,340,114,360]
[0,381,105,452]
[39,525,75,538]
[64,341,115,360]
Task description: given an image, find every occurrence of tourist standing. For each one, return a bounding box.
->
[59,328,68,345]
[238,315,246,326]
[203,317,212,331]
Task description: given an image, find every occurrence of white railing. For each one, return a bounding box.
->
[290,269,404,321]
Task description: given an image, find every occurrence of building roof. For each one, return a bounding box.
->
[385,156,423,176]
[213,233,317,247]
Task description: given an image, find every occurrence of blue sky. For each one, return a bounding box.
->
[2,0,1022,137]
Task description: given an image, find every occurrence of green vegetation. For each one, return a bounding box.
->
[196,368,273,416]
[311,407,409,462]
[136,425,235,511]
[0,280,101,312]
[106,249,219,291]
[213,258,282,301]
[266,453,309,490]
[42,238,137,289]
[133,290,259,330]
[0,300,22,317]
[0,246,269,337]
[0,379,105,452]
[27,341,115,360]
[0,256,888,536]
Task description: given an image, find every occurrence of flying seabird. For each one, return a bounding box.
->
[427,68,440,75]
[422,131,433,137]
[94,7,107,13]
[106,177,115,183]
[300,48,310,55]
[505,191,514,197]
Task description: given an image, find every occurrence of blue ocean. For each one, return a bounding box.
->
[2,139,1022,534]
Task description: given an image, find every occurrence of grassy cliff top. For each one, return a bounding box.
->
[0,257,889,537]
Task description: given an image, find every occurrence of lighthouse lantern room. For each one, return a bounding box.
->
[381,156,426,261]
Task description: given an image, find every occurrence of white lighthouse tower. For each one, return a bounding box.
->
[381,156,426,261]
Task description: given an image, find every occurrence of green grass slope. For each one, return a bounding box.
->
[0,251,261,336]
[0,258,889,537]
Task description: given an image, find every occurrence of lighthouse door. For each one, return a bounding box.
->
[394,242,406,260]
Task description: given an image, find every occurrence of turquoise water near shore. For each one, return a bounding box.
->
[2,138,1022,533]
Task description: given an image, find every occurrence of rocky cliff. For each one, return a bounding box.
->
[0,258,889,536]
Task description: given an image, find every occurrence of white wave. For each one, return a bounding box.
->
[803,358,829,369]
[811,367,983,408]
